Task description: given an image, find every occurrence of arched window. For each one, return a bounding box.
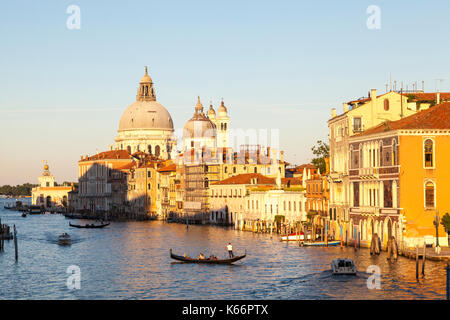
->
[204,178,209,188]
[425,181,435,208]
[148,145,152,155]
[233,167,236,174]
[127,146,131,154]
[224,167,228,173]
[392,139,398,165]
[424,139,434,168]
[155,145,160,157]
[254,167,257,173]
[384,99,390,111]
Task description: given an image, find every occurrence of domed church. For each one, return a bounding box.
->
[182,97,230,152]
[115,67,176,159]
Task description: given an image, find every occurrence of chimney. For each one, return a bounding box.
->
[280,150,284,163]
[325,157,330,174]
[343,103,348,113]
[272,148,277,165]
[331,108,336,118]
[371,89,377,101]
[437,92,440,105]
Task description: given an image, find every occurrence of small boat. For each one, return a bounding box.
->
[170,249,246,264]
[58,233,71,245]
[331,258,357,275]
[21,213,27,218]
[69,222,110,229]
[29,206,42,214]
[302,240,340,247]
[281,232,304,241]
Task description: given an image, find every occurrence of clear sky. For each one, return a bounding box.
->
[1,0,450,185]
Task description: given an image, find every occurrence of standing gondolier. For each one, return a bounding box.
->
[227,242,234,258]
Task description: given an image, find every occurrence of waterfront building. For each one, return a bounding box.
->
[31,162,74,209]
[157,163,178,220]
[125,159,161,219]
[347,102,450,249]
[328,89,426,233]
[305,172,330,236]
[115,67,176,159]
[77,150,133,214]
[209,173,306,230]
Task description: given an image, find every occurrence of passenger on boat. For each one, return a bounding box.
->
[198,253,205,260]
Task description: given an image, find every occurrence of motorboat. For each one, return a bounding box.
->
[281,232,304,242]
[58,233,72,245]
[331,258,357,275]
[303,240,340,247]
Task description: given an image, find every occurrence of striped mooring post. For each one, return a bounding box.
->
[446,263,450,300]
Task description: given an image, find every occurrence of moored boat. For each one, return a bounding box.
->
[69,222,110,229]
[331,258,357,275]
[302,240,340,247]
[281,232,304,242]
[58,233,71,245]
[170,249,246,264]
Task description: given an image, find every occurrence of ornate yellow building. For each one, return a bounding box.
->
[348,102,450,248]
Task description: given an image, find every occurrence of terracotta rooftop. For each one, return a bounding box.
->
[158,163,177,172]
[115,161,137,170]
[401,92,450,102]
[281,177,302,185]
[356,102,450,136]
[81,150,131,162]
[213,173,276,186]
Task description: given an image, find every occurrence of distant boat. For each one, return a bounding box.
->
[21,213,27,218]
[281,232,304,241]
[29,206,42,214]
[169,249,246,264]
[58,233,71,245]
[302,240,340,247]
[69,222,110,229]
[331,258,357,275]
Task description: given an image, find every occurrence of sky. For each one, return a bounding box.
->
[1,0,450,185]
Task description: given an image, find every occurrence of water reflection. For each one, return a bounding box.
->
[0,198,447,299]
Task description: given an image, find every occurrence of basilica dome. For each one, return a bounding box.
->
[119,100,174,132]
[183,97,216,139]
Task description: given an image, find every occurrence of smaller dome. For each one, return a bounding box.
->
[183,116,216,139]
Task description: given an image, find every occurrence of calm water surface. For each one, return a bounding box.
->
[0,198,447,299]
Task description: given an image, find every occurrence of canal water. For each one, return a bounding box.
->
[0,198,447,299]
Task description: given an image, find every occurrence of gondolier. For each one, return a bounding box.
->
[227,243,233,258]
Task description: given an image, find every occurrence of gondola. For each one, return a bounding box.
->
[69,222,110,229]
[170,249,246,264]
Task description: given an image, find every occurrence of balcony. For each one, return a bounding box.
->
[358,167,379,180]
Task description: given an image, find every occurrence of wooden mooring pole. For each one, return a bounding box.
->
[416,245,419,280]
[422,242,426,277]
[13,225,18,262]
[446,263,450,300]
